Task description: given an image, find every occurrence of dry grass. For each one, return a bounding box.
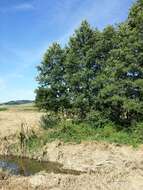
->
[0,104,43,137]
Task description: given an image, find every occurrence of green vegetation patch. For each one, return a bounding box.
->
[0,107,8,111]
[44,121,140,147]
[26,119,143,152]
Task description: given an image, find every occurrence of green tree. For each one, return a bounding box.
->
[91,25,117,112]
[65,21,98,119]
[36,43,68,112]
[96,0,143,126]
[36,0,143,128]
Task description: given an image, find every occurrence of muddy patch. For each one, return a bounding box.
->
[0,155,82,176]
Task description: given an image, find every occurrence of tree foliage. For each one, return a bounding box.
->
[36,0,143,128]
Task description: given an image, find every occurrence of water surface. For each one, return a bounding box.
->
[0,155,81,176]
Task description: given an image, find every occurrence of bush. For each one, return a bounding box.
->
[25,118,141,148]
[85,110,109,128]
[40,113,60,130]
[132,122,143,142]
[97,123,116,137]
[45,121,96,143]
[26,134,42,152]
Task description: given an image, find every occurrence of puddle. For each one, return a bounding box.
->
[0,155,82,176]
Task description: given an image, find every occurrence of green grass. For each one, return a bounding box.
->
[0,107,8,111]
[26,121,143,152]
[26,135,43,153]
[44,122,139,146]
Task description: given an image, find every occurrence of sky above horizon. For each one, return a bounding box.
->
[0,0,135,102]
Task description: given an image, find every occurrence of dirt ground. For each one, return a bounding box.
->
[1,141,143,190]
[1,108,143,190]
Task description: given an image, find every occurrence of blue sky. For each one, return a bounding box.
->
[0,0,135,102]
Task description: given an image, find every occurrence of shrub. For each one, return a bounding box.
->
[85,110,109,128]
[132,122,143,142]
[26,134,42,152]
[40,113,60,130]
[45,121,96,143]
[97,123,116,137]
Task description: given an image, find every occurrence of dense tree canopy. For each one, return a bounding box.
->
[36,0,143,128]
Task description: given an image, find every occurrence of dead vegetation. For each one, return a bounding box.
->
[0,106,43,137]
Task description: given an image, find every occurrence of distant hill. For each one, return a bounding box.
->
[0,100,34,106]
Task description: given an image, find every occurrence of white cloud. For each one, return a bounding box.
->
[13,3,35,11]
[0,3,35,13]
